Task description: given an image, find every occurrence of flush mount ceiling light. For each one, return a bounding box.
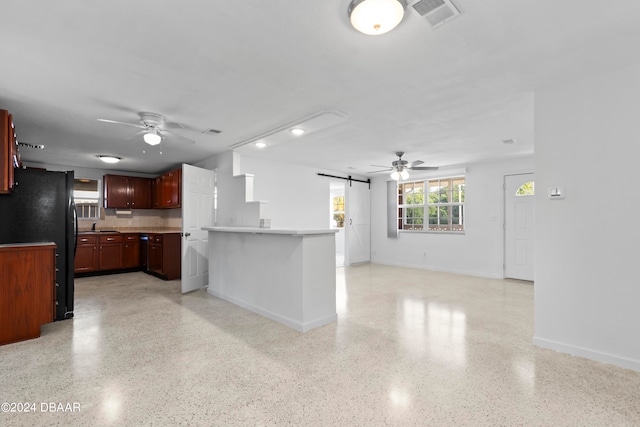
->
[290,128,306,136]
[143,128,162,146]
[98,155,121,164]
[348,0,407,35]
[255,141,267,148]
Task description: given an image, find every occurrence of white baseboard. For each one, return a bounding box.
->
[207,289,336,332]
[533,336,640,372]
[370,260,503,279]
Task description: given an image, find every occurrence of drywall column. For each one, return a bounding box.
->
[534,63,640,371]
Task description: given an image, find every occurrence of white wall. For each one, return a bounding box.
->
[371,157,534,278]
[195,151,365,230]
[534,63,640,371]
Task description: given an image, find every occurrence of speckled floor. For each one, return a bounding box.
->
[1,264,639,426]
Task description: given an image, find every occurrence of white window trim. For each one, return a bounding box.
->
[397,175,466,234]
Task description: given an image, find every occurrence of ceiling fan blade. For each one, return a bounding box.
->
[97,118,144,129]
[410,166,439,171]
[370,164,392,169]
[160,130,195,145]
[125,130,146,140]
[368,169,393,174]
[164,121,185,130]
[411,160,424,167]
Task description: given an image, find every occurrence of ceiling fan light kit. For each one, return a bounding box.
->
[143,129,162,146]
[370,151,439,180]
[349,0,407,35]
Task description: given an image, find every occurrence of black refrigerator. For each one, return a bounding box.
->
[0,167,76,321]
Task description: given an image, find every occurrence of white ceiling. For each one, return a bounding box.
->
[2,1,640,175]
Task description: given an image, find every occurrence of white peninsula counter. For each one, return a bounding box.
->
[202,226,338,332]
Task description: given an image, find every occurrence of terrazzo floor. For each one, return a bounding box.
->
[1,264,639,426]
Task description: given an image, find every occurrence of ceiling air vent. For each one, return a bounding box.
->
[410,0,460,28]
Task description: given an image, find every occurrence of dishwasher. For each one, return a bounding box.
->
[140,234,149,270]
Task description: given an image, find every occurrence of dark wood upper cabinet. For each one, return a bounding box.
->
[164,168,181,208]
[130,177,151,209]
[151,168,181,209]
[1,109,19,194]
[103,175,152,209]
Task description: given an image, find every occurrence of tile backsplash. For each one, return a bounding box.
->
[78,208,181,231]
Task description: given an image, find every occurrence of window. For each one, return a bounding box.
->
[332,196,345,228]
[398,176,465,232]
[515,181,534,196]
[74,178,101,219]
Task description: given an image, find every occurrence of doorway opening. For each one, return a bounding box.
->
[330,181,346,267]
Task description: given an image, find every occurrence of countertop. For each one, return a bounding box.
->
[78,229,181,235]
[202,226,338,236]
[0,242,56,249]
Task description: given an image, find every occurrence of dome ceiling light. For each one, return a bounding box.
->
[348,0,407,36]
[98,155,121,164]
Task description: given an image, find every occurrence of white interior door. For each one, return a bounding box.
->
[504,173,535,281]
[346,181,370,265]
[181,163,214,293]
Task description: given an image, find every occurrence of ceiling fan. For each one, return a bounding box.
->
[97,112,195,146]
[370,151,438,180]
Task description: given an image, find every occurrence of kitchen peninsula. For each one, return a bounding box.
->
[203,226,338,332]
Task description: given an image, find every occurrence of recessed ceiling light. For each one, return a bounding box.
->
[290,128,306,136]
[255,141,267,148]
[502,138,518,145]
[98,155,121,164]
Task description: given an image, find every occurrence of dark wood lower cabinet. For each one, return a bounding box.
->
[147,233,181,280]
[75,235,98,273]
[0,243,56,345]
[122,239,140,269]
[74,232,180,281]
[98,234,123,271]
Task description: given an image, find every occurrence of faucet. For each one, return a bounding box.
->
[92,222,97,231]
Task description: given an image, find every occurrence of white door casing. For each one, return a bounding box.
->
[181,163,215,293]
[346,181,370,265]
[504,173,535,281]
